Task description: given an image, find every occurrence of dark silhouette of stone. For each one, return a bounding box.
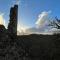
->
[8,5,18,36]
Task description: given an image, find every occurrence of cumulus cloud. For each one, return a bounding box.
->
[25,11,52,35]
[20,11,60,35]
[35,11,51,28]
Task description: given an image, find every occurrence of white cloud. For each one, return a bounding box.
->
[0,14,4,25]
[17,24,29,35]
[17,24,26,33]
[19,11,60,35]
[25,11,54,35]
[19,11,53,35]
[0,13,6,27]
[35,11,51,28]
[0,13,7,29]
[25,27,53,35]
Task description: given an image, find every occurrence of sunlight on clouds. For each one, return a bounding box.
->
[0,14,6,26]
[0,14,4,25]
[17,24,28,33]
[17,24,30,35]
[18,11,60,35]
[35,11,51,28]
[25,11,53,35]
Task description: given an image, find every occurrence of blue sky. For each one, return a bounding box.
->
[20,0,60,27]
[0,0,60,33]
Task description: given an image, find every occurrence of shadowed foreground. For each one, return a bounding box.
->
[0,32,60,60]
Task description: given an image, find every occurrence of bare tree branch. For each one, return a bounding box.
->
[48,17,60,29]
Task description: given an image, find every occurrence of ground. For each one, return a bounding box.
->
[0,34,60,60]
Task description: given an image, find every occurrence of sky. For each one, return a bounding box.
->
[0,0,60,34]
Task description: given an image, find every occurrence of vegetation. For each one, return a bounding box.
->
[48,17,60,29]
[0,33,60,60]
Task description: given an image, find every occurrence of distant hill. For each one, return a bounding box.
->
[18,34,60,60]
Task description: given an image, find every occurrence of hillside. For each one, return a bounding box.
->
[0,34,60,60]
[17,34,60,60]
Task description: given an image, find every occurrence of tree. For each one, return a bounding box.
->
[48,17,60,29]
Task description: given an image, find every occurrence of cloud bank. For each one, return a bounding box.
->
[19,11,60,35]
[25,11,53,35]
